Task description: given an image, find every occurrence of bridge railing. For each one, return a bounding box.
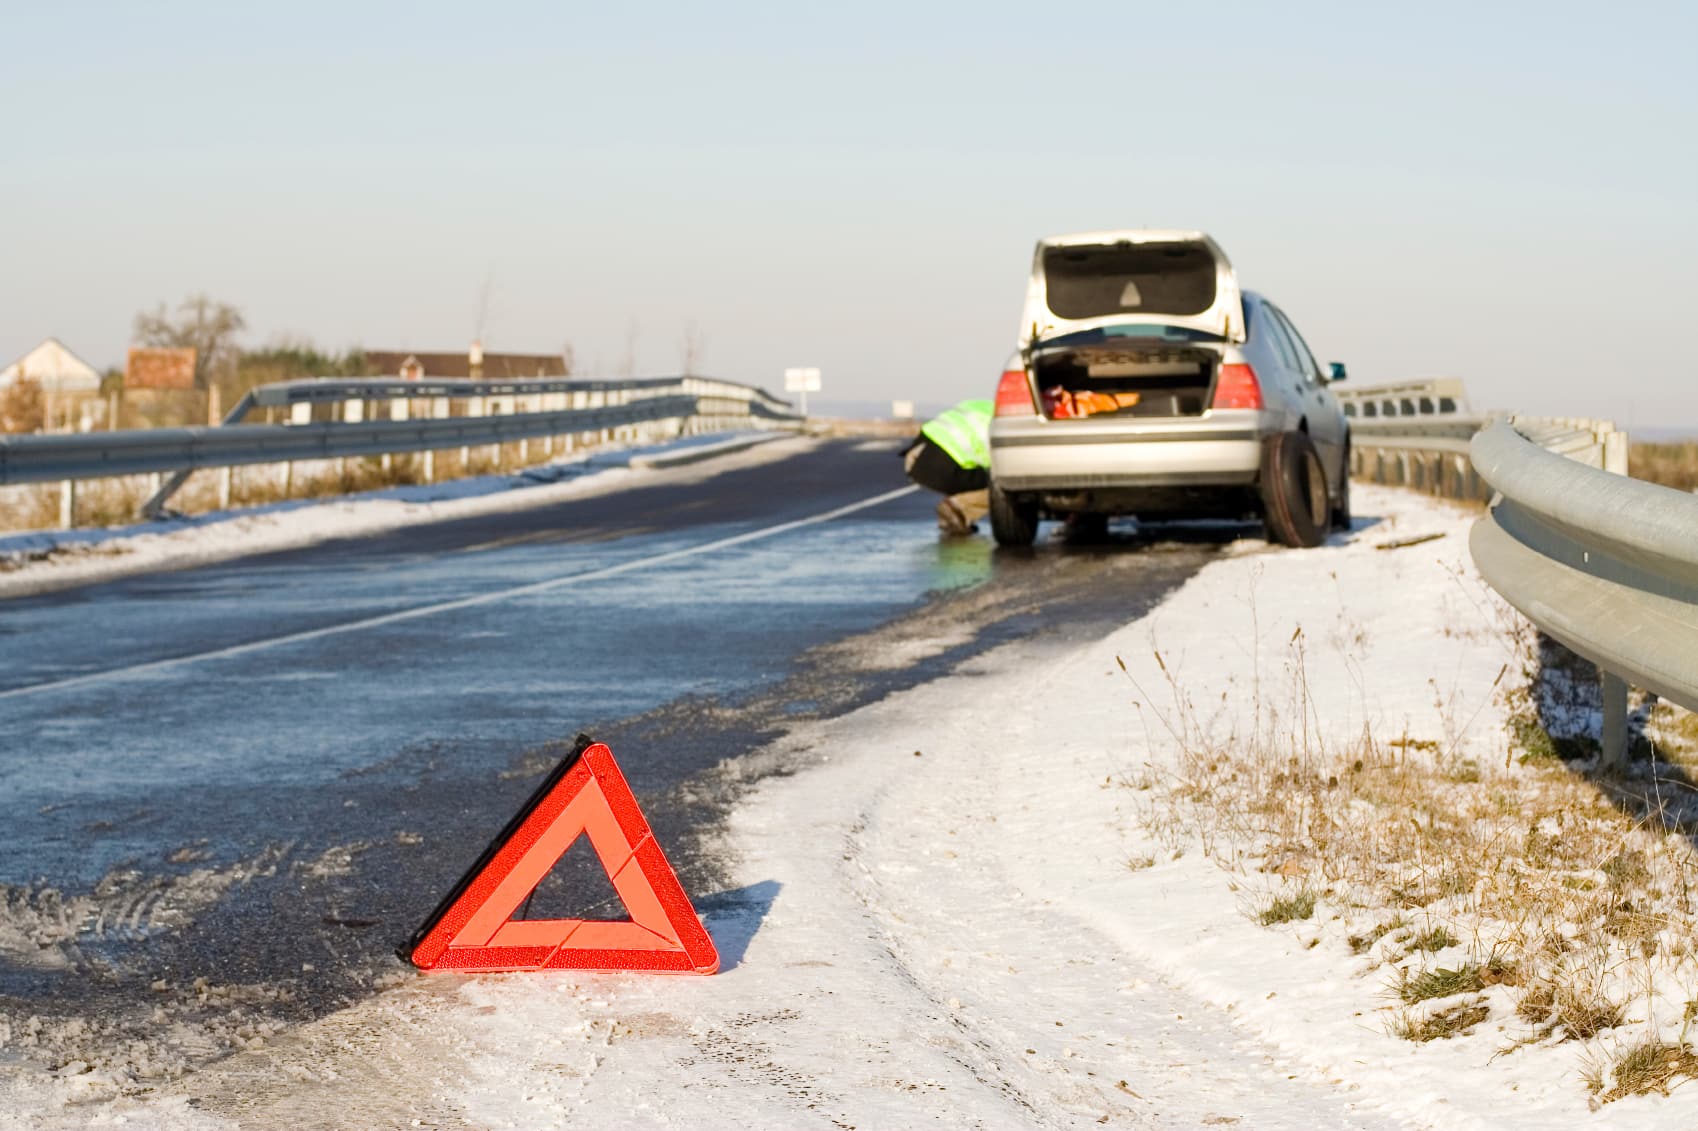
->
[1343,380,1626,499]
[0,375,801,525]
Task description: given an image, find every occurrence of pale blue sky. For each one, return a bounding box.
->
[3,1,1693,425]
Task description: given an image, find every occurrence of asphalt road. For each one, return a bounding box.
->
[0,437,1243,1076]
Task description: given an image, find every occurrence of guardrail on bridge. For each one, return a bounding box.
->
[0,375,800,526]
[1342,380,1626,499]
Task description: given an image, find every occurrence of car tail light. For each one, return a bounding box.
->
[994,369,1036,416]
[1211,363,1264,410]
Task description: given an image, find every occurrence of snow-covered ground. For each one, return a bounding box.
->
[8,484,1695,1128]
[0,433,789,599]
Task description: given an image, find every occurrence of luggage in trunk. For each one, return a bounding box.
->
[1031,341,1218,419]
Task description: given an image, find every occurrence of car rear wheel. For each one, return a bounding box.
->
[989,481,1039,547]
[1332,441,1353,531]
[1260,432,1329,548]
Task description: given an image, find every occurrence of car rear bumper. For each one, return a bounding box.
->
[988,412,1271,491]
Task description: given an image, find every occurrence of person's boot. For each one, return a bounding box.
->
[935,498,973,536]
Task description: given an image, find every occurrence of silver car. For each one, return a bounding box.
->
[987,230,1351,547]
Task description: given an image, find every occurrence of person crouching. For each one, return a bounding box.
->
[902,399,992,536]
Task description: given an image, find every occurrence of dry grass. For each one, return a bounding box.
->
[1585,1037,1698,1102]
[1257,888,1318,926]
[1393,998,1493,1042]
[1122,629,1698,1103]
[1630,442,1698,493]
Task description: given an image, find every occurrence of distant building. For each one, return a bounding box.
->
[364,343,569,382]
[0,337,102,394]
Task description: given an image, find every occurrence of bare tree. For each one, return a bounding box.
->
[560,340,576,377]
[678,320,707,376]
[0,376,46,434]
[133,294,247,389]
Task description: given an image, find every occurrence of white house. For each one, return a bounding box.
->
[0,337,103,394]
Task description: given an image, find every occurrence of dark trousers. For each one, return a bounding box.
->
[904,436,988,496]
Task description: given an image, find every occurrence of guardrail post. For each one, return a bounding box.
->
[136,390,258,519]
[484,397,501,469]
[462,396,480,472]
[218,466,233,510]
[1603,431,1628,477]
[283,401,303,499]
[338,398,363,484]
[420,397,441,483]
[59,480,75,530]
[1600,671,1629,771]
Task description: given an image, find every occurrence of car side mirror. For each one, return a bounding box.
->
[1328,361,1348,383]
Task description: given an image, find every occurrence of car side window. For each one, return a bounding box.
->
[1254,301,1302,375]
[1270,305,1323,385]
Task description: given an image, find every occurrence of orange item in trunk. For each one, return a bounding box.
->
[1042,388,1141,419]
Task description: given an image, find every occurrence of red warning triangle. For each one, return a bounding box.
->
[407,737,719,974]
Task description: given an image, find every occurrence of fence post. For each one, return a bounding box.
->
[59,480,75,530]
[1600,671,1629,771]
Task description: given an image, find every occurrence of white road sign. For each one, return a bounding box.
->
[783,367,822,393]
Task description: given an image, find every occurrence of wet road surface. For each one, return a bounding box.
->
[0,437,1248,1078]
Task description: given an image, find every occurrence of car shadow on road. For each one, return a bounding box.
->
[979,512,1386,560]
[695,879,782,972]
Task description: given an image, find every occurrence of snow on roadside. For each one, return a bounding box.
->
[437,483,1685,1128]
[14,483,1693,1128]
[0,433,798,600]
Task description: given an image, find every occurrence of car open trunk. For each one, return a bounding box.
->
[1030,339,1219,419]
[1019,231,1245,347]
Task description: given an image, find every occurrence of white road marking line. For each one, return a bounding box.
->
[1,485,920,701]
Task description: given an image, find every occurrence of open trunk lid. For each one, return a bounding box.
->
[1019,230,1245,347]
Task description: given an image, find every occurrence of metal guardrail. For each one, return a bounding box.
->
[0,375,801,524]
[1337,377,1470,419]
[1343,381,1626,501]
[1342,380,1666,766]
[1470,421,1698,769]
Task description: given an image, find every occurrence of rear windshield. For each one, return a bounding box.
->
[1042,243,1217,320]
